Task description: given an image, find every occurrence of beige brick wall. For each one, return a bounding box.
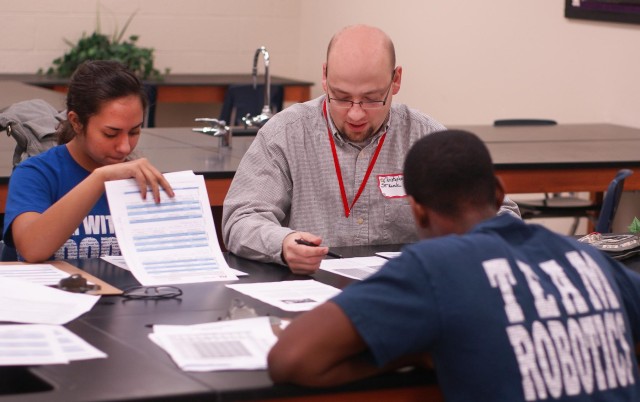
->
[0,0,302,78]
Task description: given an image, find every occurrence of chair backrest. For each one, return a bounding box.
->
[595,169,634,233]
[493,119,557,126]
[219,84,284,126]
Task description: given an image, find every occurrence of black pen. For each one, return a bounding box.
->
[295,238,343,259]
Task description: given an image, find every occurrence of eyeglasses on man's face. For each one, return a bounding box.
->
[327,69,396,110]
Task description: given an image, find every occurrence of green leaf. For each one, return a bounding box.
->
[628,217,640,233]
[114,10,138,44]
[40,9,164,80]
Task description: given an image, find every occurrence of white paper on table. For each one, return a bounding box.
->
[101,255,248,277]
[105,170,237,286]
[52,326,107,361]
[100,255,130,270]
[0,324,68,366]
[226,280,341,312]
[0,264,70,286]
[0,277,100,325]
[149,316,277,371]
[319,256,388,281]
[375,251,402,260]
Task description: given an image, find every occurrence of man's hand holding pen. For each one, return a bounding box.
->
[282,232,341,275]
[294,238,343,259]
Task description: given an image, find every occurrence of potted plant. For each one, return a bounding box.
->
[39,11,169,80]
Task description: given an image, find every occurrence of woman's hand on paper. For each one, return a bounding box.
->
[96,158,174,203]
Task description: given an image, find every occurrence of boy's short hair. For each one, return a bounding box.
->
[403,130,497,216]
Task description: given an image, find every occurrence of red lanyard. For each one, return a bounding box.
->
[322,100,387,218]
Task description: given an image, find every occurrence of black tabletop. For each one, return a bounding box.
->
[1,246,437,402]
[3,243,640,401]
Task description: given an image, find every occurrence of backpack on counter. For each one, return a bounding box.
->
[0,98,66,168]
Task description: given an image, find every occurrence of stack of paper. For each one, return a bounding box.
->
[0,324,106,366]
[0,276,100,325]
[105,170,237,286]
[149,317,277,371]
[0,273,106,365]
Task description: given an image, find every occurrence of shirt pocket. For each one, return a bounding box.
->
[383,201,418,244]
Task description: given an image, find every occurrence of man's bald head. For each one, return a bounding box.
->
[326,25,396,76]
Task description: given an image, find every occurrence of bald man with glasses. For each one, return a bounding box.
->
[222,25,520,274]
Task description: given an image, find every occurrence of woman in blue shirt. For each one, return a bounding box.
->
[3,60,174,261]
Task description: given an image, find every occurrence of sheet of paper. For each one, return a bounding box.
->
[319,256,388,280]
[226,280,341,312]
[149,316,277,371]
[0,324,67,366]
[100,255,130,270]
[101,255,248,277]
[105,170,237,286]
[0,324,106,366]
[375,251,402,260]
[0,263,69,285]
[52,326,107,361]
[0,277,100,325]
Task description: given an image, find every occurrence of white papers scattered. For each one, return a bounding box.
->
[0,277,100,325]
[149,317,277,371]
[319,256,388,280]
[105,170,237,286]
[0,325,106,366]
[226,280,341,312]
[101,255,248,277]
[0,264,69,286]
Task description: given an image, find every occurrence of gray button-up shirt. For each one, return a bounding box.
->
[222,96,520,265]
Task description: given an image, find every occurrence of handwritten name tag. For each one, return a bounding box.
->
[377,174,407,198]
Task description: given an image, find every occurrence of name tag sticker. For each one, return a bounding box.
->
[377,174,407,198]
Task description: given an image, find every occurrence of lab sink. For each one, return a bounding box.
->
[0,367,54,395]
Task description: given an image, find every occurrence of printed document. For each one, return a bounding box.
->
[0,263,70,285]
[319,256,388,280]
[149,316,277,371]
[226,280,341,312]
[51,325,107,361]
[0,276,100,325]
[105,171,237,286]
[0,324,106,366]
[101,255,248,277]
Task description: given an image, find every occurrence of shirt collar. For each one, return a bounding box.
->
[470,213,524,235]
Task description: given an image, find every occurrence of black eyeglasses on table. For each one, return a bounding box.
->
[122,285,183,300]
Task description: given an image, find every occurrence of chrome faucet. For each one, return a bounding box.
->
[242,46,272,128]
[192,118,231,148]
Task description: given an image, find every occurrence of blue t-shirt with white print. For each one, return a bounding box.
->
[333,214,640,402]
[3,145,120,260]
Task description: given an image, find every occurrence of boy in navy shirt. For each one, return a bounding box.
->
[268,129,640,402]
